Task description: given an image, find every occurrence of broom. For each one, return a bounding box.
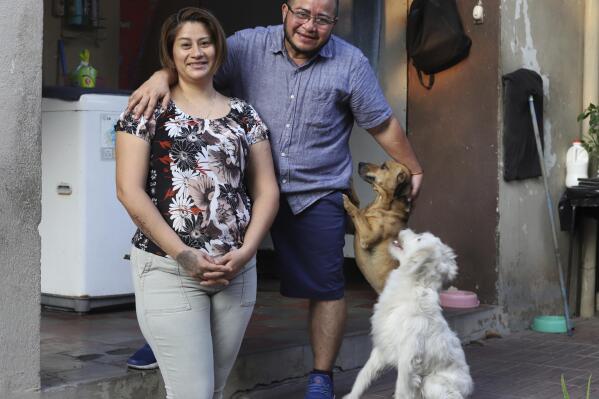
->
[528,95,573,336]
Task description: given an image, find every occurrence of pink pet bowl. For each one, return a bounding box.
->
[440,290,480,309]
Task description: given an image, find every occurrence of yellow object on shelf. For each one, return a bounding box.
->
[70,49,97,88]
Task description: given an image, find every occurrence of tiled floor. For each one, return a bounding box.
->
[465,322,599,399]
[40,284,377,389]
[41,308,144,388]
[42,285,599,398]
[336,319,599,399]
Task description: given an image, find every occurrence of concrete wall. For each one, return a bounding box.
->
[42,0,120,89]
[401,0,585,327]
[498,0,585,329]
[0,0,43,396]
[407,0,501,304]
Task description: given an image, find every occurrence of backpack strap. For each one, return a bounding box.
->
[417,69,435,90]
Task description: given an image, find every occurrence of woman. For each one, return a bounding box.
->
[115,7,279,399]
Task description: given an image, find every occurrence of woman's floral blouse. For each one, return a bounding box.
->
[115,98,269,257]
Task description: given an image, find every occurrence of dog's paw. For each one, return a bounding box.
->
[342,194,357,213]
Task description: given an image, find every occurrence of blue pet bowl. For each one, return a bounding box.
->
[532,315,573,333]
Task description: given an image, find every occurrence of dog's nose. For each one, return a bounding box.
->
[392,239,402,249]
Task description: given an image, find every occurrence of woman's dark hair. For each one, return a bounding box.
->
[159,7,227,76]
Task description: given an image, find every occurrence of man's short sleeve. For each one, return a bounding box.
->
[214,33,243,92]
[349,54,393,130]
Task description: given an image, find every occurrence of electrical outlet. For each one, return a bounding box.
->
[101,147,115,160]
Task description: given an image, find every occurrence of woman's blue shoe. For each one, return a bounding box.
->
[126,343,158,370]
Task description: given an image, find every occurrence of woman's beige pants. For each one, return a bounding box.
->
[130,246,256,399]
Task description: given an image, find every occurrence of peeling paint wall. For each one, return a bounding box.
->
[0,0,43,396]
[498,0,585,329]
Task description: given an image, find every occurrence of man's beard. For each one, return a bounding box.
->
[283,17,330,58]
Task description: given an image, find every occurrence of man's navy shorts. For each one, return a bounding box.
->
[270,191,346,300]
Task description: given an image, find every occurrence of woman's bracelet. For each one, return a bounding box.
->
[411,171,424,176]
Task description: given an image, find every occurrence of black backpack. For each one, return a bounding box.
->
[407,0,472,89]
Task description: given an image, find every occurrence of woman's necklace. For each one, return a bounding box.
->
[176,88,218,120]
[199,91,217,120]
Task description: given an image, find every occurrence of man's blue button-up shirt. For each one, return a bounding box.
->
[216,25,392,214]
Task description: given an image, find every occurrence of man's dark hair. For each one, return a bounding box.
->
[286,0,339,16]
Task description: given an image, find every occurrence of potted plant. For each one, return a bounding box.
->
[579,103,599,175]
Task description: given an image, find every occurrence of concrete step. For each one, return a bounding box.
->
[40,298,505,399]
[445,304,508,343]
[231,304,507,399]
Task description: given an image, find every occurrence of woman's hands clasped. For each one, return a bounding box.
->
[175,247,231,286]
[214,246,254,281]
[175,245,255,286]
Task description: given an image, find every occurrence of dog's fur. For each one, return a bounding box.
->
[343,161,412,293]
[344,229,473,399]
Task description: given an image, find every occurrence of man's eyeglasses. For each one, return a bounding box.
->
[285,4,337,27]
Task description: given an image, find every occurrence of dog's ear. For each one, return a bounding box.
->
[393,173,412,200]
[405,247,436,275]
[438,246,458,282]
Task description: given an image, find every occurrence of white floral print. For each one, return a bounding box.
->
[115,98,269,257]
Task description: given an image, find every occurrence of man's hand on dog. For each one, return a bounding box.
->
[410,173,423,201]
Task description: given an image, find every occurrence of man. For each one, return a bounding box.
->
[128,0,423,397]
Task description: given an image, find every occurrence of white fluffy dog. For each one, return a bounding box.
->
[344,229,473,399]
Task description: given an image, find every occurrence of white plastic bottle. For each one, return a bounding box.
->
[565,140,589,187]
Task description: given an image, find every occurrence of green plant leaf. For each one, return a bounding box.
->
[561,374,570,399]
[586,374,592,399]
[580,103,599,158]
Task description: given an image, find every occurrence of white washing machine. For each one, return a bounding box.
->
[41,92,137,312]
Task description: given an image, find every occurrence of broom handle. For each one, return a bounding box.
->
[528,95,573,336]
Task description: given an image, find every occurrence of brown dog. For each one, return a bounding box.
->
[343,161,412,293]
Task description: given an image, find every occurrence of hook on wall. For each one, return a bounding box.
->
[473,0,484,24]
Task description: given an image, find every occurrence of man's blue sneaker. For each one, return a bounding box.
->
[304,372,335,399]
[126,343,158,370]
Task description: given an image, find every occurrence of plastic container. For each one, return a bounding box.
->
[440,290,480,309]
[565,140,589,187]
[70,49,97,88]
[531,315,573,333]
